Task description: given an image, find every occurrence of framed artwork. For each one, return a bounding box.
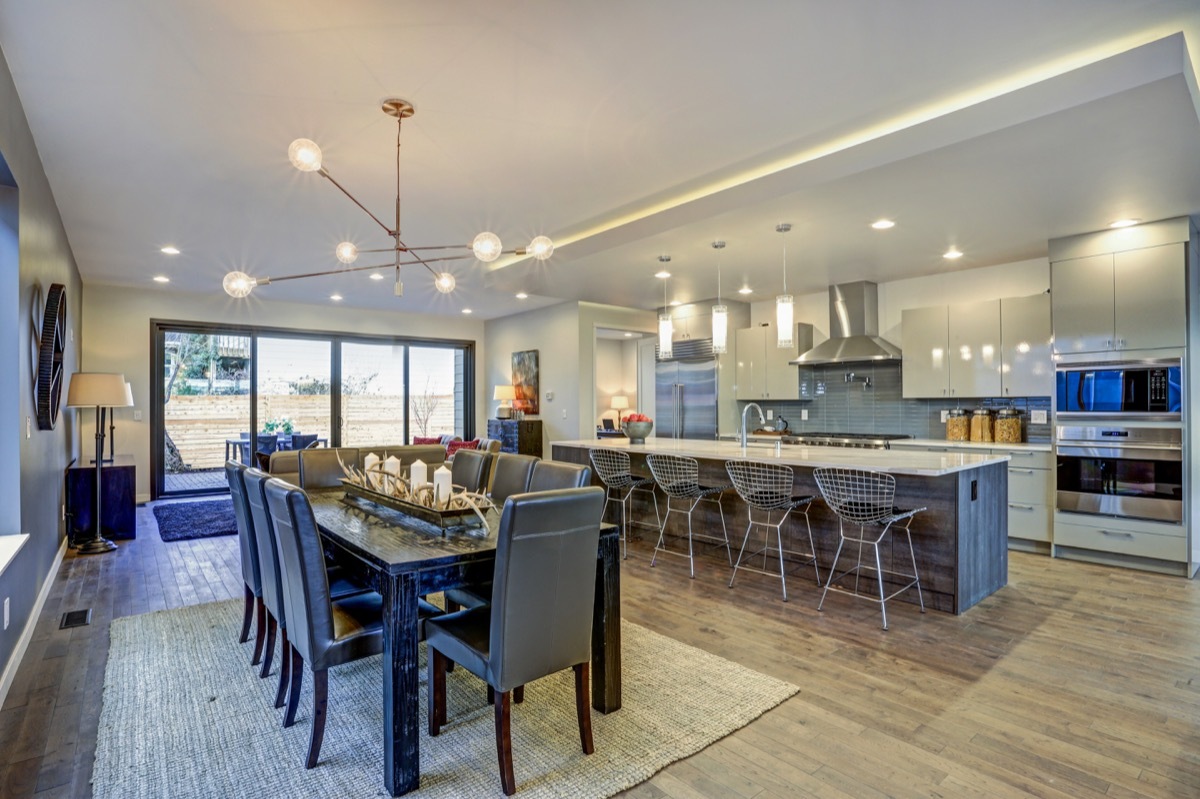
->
[511,349,539,415]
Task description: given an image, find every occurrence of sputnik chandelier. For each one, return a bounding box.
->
[222,98,554,299]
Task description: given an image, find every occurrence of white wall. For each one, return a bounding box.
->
[81,282,486,501]
[577,302,656,437]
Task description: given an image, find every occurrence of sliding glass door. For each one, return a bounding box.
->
[409,345,464,439]
[254,337,332,463]
[341,342,407,446]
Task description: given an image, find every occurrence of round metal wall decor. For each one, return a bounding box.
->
[34,283,67,430]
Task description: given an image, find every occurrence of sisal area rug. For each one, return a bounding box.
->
[152,498,238,542]
[93,600,797,798]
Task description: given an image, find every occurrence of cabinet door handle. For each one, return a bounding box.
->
[1105,339,1112,349]
[1099,530,1135,539]
[1009,468,1037,474]
[1008,503,1035,510]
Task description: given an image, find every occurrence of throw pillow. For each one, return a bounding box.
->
[412,436,441,445]
[445,439,480,457]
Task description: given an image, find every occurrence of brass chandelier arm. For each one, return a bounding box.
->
[316,167,394,236]
[256,252,479,285]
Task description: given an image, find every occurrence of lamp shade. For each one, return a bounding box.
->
[493,385,517,401]
[66,373,133,408]
[610,395,629,411]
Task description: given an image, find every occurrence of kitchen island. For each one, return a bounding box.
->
[552,437,1011,614]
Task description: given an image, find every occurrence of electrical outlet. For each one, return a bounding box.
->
[26,416,31,439]
[766,409,773,420]
[801,409,808,421]
[4,598,9,631]
[133,410,143,421]
[940,410,949,423]
[561,409,567,419]
[1032,409,1048,424]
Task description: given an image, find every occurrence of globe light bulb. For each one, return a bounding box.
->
[223,271,256,298]
[288,138,323,172]
[472,231,503,262]
[528,235,554,260]
[335,241,358,264]
[434,272,456,293]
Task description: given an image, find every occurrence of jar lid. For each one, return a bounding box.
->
[972,407,993,415]
[947,408,967,417]
[997,407,1021,418]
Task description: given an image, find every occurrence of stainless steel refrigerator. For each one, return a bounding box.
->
[655,358,718,440]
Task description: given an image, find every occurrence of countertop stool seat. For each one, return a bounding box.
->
[725,459,820,602]
[645,453,731,578]
[813,467,926,630]
[589,447,661,559]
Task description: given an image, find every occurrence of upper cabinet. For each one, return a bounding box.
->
[735,324,811,401]
[903,295,1051,399]
[1051,243,1185,355]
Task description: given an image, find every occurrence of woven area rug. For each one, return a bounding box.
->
[94,600,797,798]
[152,498,237,541]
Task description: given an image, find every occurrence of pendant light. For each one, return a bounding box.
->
[775,223,794,348]
[711,241,728,354]
[657,255,673,359]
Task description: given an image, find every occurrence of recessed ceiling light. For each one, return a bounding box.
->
[870,219,895,230]
[330,293,343,301]
[462,308,473,314]
[160,246,180,255]
[369,273,384,281]
[943,247,963,260]
[738,286,753,295]
[654,270,671,279]
[516,292,528,299]
[1110,218,1140,228]
[624,332,633,337]
[152,275,170,283]
[669,300,681,307]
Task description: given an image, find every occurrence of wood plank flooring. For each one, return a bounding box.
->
[2,508,1199,798]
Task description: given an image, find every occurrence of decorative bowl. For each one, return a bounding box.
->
[622,420,653,444]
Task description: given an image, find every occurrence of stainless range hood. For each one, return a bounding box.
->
[790,281,902,365]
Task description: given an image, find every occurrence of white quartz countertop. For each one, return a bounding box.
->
[892,438,1053,453]
[553,438,1009,476]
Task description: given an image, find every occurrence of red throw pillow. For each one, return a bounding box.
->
[446,439,480,457]
[412,436,441,445]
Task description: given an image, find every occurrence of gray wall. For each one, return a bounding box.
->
[0,44,84,682]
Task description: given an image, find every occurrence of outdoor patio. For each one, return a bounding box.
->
[164,468,227,494]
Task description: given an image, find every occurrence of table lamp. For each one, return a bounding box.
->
[494,385,516,419]
[66,372,133,554]
[104,381,135,463]
[610,395,629,425]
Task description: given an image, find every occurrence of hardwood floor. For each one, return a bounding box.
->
[2,509,1199,798]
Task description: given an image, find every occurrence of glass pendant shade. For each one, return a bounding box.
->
[658,313,673,359]
[528,235,554,260]
[711,304,728,354]
[776,294,794,348]
[434,272,456,293]
[335,241,359,264]
[288,138,323,172]
[472,232,503,262]
[223,271,256,298]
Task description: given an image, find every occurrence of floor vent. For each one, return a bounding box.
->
[60,609,92,629]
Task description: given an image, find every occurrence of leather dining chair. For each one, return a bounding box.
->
[264,478,444,769]
[527,460,591,492]
[298,447,355,489]
[426,486,606,796]
[225,461,265,666]
[243,468,369,709]
[451,448,492,494]
[290,433,320,451]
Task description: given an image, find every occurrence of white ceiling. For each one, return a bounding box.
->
[2,1,1199,319]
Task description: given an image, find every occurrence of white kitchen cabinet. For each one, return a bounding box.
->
[901,306,949,398]
[735,324,809,401]
[948,300,1002,398]
[1000,293,1053,397]
[1051,244,1184,354]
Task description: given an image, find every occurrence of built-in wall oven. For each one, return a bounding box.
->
[1055,425,1183,524]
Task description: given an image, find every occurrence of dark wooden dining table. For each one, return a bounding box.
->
[308,491,622,797]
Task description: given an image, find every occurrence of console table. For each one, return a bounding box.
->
[487,419,543,457]
[66,455,136,542]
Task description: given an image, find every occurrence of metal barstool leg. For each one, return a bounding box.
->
[874,537,888,630]
[818,534,845,612]
[802,510,821,586]
[619,489,628,560]
[854,533,866,595]
[728,518,755,588]
[717,495,731,564]
[650,500,671,567]
[904,523,925,613]
[776,518,788,602]
[686,500,696,578]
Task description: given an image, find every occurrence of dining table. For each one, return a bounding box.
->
[308,490,622,797]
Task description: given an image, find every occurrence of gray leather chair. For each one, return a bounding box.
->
[225,461,265,665]
[528,460,591,492]
[489,454,538,506]
[244,468,368,708]
[426,487,605,796]
[450,448,492,494]
[298,447,356,489]
[264,479,443,769]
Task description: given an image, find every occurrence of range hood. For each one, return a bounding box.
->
[790,281,902,365]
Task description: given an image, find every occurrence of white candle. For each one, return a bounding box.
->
[383,456,401,494]
[363,452,381,490]
[433,465,452,509]
[409,459,427,489]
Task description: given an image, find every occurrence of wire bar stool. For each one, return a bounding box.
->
[589,448,661,559]
[813,467,925,630]
[646,453,731,578]
[725,459,820,601]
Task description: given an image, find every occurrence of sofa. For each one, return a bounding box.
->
[268,444,447,486]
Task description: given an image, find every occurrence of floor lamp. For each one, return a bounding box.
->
[66,372,133,554]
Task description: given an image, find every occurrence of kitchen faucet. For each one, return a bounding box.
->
[740,402,766,449]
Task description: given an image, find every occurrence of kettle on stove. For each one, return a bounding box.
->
[775,415,788,432]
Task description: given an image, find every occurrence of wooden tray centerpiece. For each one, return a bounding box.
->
[336,453,493,530]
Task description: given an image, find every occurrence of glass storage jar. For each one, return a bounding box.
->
[995,407,1023,444]
[969,407,994,442]
[945,408,969,441]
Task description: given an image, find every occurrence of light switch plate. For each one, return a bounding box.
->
[801,409,808,421]
[1032,409,1048,424]
[940,410,949,423]
[133,410,143,421]
[25,416,31,439]
[561,409,568,419]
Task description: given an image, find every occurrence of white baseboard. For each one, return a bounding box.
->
[0,537,67,709]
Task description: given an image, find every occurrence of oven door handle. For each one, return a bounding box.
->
[1056,444,1183,461]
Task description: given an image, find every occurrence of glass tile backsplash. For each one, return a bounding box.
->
[753,363,1052,442]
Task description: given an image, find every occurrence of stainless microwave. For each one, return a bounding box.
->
[1055,360,1182,419]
